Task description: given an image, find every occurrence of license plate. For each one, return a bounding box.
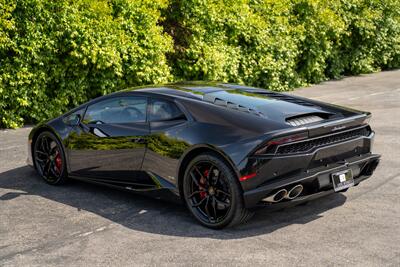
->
[331,169,354,192]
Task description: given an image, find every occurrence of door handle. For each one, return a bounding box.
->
[131,137,146,144]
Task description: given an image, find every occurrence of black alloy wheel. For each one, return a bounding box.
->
[183,153,253,229]
[33,131,67,185]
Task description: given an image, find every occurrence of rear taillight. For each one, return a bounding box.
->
[254,132,308,155]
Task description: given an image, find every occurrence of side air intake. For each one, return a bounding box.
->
[203,95,263,116]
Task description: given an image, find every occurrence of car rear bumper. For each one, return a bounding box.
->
[243,153,380,209]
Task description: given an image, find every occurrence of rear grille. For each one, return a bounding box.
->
[276,127,371,154]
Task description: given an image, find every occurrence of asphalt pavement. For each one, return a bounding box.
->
[1,70,399,266]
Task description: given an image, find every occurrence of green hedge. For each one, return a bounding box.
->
[1,0,399,128]
[0,0,172,128]
[165,0,400,88]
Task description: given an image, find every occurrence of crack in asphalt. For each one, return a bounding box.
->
[0,224,113,263]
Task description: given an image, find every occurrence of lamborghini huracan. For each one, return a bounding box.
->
[27,82,380,228]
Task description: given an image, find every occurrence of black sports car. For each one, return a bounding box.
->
[27,82,380,228]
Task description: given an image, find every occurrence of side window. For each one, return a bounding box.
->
[83,97,147,124]
[149,99,185,121]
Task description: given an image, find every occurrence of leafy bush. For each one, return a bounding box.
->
[1,0,399,128]
[163,0,301,90]
[164,0,400,88]
[0,0,172,128]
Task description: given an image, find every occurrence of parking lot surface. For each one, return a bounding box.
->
[1,70,399,266]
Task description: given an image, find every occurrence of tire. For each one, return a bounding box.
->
[33,131,68,185]
[182,152,253,229]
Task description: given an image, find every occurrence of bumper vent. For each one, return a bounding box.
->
[286,115,324,126]
[276,127,371,154]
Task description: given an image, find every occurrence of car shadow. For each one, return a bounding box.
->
[0,166,346,239]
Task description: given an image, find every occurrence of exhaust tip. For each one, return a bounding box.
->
[263,189,287,203]
[287,184,303,199]
[273,189,288,202]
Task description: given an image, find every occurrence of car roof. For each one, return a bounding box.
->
[121,81,322,116]
[127,82,262,99]
[62,82,326,128]
[123,82,276,117]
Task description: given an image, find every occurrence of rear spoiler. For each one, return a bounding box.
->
[307,113,370,137]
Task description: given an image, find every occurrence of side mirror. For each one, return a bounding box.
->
[64,113,81,126]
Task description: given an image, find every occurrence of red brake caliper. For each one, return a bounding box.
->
[54,151,62,173]
[199,169,209,199]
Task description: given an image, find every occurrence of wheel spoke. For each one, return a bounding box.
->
[43,161,51,176]
[204,196,212,221]
[40,138,46,152]
[46,138,52,152]
[193,166,203,178]
[190,172,201,188]
[49,163,59,177]
[216,189,231,198]
[42,137,50,152]
[211,197,217,219]
[49,146,57,156]
[37,159,46,171]
[192,196,207,207]
[35,150,47,155]
[206,164,214,180]
[187,190,205,199]
[212,170,220,186]
[215,198,229,209]
[194,165,207,186]
[35,150,48,159]
[36,157,46,163]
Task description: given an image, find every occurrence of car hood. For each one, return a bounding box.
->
[193,89,340,126]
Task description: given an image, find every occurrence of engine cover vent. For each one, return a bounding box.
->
[286,115,324,127]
